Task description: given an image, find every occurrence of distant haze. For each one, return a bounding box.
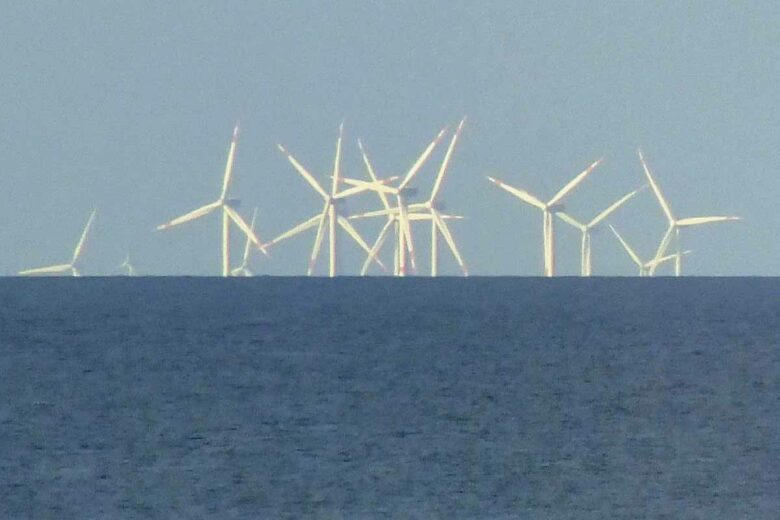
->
[1,2,776,275]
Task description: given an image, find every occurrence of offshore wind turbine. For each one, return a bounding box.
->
[231,207,263,277]
[609,224,691,276]
[348,126,448,276]
[269,123,388,277]
[556,186,644,276]
[119,253,136,276]
[487,158,603,276]
[19,209,97,276]
[156,125,266,276]
[638,149,740,276]
[406,118,468,276]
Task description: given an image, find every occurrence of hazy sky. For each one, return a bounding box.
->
[1,2,777,275]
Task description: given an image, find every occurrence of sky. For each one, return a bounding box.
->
[1,1,777,276]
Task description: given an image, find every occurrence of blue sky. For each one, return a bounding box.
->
[1,1,777,275]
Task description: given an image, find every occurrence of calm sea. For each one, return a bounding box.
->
[1,277,778,518]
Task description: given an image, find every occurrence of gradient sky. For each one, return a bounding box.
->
[1,1,777,276]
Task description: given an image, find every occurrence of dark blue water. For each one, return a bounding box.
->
[1,278,778,518]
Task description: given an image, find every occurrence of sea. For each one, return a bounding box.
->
[1,277,778,518]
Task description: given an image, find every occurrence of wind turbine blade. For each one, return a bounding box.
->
[72,208,97,264]
[548,158,603,206]
[348,208,401,220]
[357,139,392,211]
[608,224,643,268]
[330,122,343,195]
[156,201,219,230]
[487,176,546,210]
[588,186,644,228]
[398,127,447,191]
[19,263,73,276]
[398,199,416,271]
[335,182,395,199]
[556,211,586,231]
[432,210,467,275]
[307,207,329,275]
[360,219,394,275]
[338,216,387,272]
[675,216,740,227]
[238,207,258,265]
[220,124,240,200]
[72,267,81,277]
[638,149,674,224]
[650,225,675,274]
[430,117,466,202]
[277,144,329,201]
[268,214,321,246]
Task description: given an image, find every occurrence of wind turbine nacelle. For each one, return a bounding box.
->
[432,201,447,211]
[225,198,241,208]
[548,203,566,213]
[400,187,418,198]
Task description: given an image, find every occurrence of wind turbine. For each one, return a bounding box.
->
[401,118,468,276]
[487,158,603,276]
[156,124,266,276]
[20,209,97,276]
[609,224,691,276]
[347,126,448,276]
[119,253,136,276]
[269,123,389,277]
[555,186,644,276]
[231,207,263,277]
[638,149,740,276]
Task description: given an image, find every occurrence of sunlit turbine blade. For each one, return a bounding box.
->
[638,149,674,224]
[556,211,586,231]
[548,158,603,206]
[330,122,343,195]
[307,207,330,275]
[432,210,468,276]
[19,263,73,276]
[486,176,546,210]
[71,266,81,277]
[430,117,466,202]
[588,186,644,228]
[650,225,675,274]
[220,124,240,200]
[348,208,402,220]
[335,180,398,199]
[71,208,97,264]
[398,127,448,191]
[156,201,220,230]
[361,219,394,275]
[608,224,643,268]
[225,205,268,257]
[675,216,740,227]
[338,216,387,272]
[357,139,392,211]
[268,214,321,246]
[398,198,416,271]
[277,144,329,201]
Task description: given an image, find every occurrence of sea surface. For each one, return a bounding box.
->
[0,277,778,518]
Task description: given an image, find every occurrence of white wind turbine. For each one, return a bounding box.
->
[555,186,644,276]
[487,158,603,276]
[269,123,390,277]
[20,209,97,276]
[156,125,266,276]
[638,149,740,276]
[119,253,136,276]
[231,207,263,277]
[609,224,691,276]
[347,127,448,276]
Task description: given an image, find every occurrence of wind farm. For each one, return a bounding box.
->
[11,122,742,278]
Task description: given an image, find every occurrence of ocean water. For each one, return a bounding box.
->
[0,277,778,518]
